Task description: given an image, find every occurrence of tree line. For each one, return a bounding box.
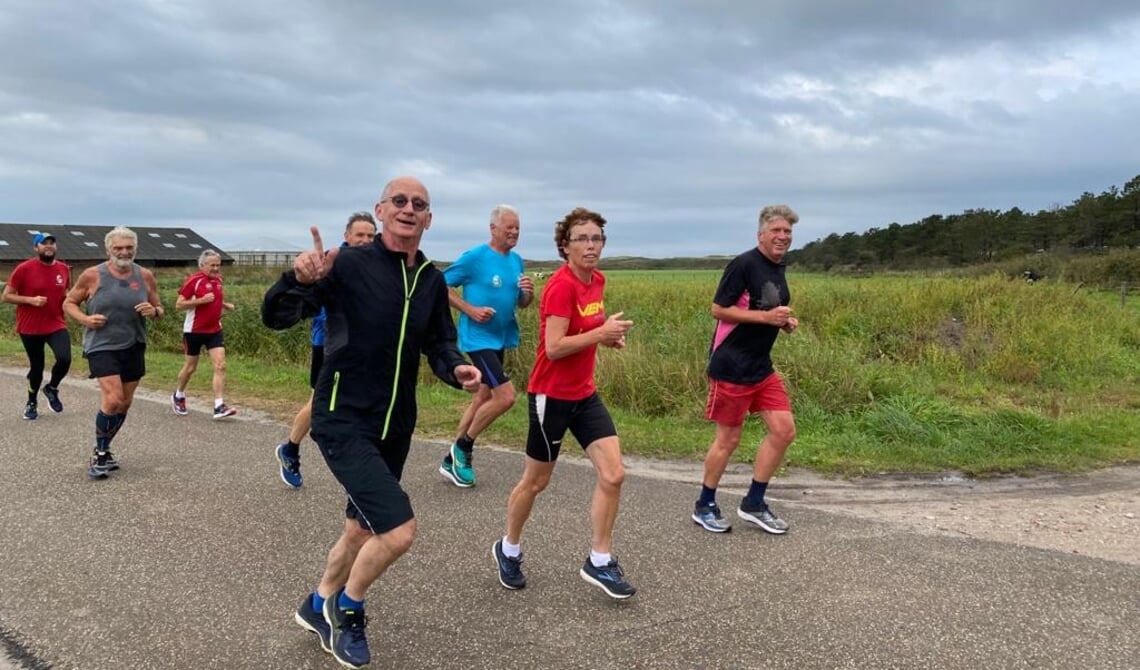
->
[787,174,1140,272]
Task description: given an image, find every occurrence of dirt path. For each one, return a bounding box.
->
[623,458,1140,566]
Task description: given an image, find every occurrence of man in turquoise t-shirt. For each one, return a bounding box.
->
[439,204,535,487]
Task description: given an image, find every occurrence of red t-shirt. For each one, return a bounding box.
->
[527,264,607,401]
[178,272,225,334]
[7,258,70,335]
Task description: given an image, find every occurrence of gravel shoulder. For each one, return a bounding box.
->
[623,457,1140,566]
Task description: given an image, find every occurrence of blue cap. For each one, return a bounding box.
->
[33,233,56,246]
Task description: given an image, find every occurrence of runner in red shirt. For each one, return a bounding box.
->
[492,207,638,600]
[171,250,237,419]
[2,232,72,419]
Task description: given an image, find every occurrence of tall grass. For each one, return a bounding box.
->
[3,266,1138,474]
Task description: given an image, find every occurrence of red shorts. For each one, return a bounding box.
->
[705,374,791,427]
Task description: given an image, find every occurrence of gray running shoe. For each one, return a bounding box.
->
[88,451,111,480]
[692,502,732,533]
[737,500,789,534]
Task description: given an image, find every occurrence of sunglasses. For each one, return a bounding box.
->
[384,195,430,213]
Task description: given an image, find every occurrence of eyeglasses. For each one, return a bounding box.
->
[568,235,606,245]
[384,195,430,212]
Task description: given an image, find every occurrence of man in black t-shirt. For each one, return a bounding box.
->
[691,205,800,535]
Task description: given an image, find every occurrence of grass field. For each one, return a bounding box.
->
[3,267,1138,475]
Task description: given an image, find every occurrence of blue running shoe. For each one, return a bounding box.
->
[692,502,732,533]
[23,401,37,420]
[580,558,636,599]
[492,539,526,590]
[294,594,331,654]
[323,590,370,669]
[42,385,63,413]
[276,443,303,488]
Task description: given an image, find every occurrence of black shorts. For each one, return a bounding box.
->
[467,349,510,389]
[182,331,225,356]
[309,345,325,389]
[310,405,414,534]
[525,392,617,463]
[86,343,147,383]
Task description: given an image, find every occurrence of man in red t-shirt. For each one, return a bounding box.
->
[171,249,237,419]
[2,232,72,419]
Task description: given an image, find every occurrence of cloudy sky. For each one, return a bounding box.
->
[2,1,1139,260]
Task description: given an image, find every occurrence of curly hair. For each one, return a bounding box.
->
[553,207,607,260]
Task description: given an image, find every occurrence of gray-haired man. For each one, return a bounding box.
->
[172,249,237,419]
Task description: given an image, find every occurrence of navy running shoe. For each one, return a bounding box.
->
[492,539,526,590]
[323,590,370,668]
[294,594,331,654]
[276,443,303,488]
[171,393,188,416]
[212,404,237,420]
[23,401,37,420]
[42,385,63,413]
[580,558,636,599]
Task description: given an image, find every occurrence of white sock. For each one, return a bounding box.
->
[590,550,612,568]
[174,390,185,399]
[214,399,224,408]
[502,537,521,558]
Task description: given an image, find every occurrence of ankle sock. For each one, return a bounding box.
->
[589,550,612,568]
[337,590,365,612]
[501,537,521,558]
[311,592,325,614]
[457,434,475,455]
[744,480,769,508]
[698,485,717,507]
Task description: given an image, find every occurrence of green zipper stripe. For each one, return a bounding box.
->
[380,259,430,440]
[329,370,340,411]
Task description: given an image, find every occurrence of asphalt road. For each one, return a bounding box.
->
[1,369,1137,669]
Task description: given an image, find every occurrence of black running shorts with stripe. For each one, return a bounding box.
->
[525,392,616,463]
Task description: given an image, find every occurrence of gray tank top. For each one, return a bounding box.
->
[83,263,150,354]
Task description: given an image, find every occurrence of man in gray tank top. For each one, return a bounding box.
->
[64,227,164,479]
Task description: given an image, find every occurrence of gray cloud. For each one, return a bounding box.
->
[2,0,1138,260]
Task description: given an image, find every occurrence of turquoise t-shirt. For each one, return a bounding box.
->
[444,243,525,352]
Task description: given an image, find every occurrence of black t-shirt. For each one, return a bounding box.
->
[707,247,790,384]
